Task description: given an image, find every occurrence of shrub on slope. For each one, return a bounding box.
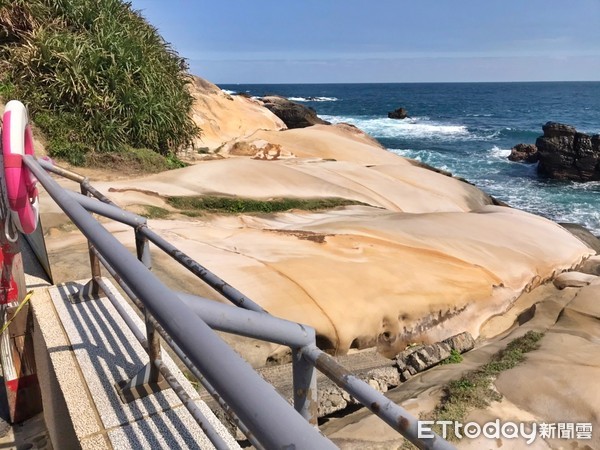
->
[0,0,199,166]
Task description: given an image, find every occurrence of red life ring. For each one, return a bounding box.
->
[2,101,39,235]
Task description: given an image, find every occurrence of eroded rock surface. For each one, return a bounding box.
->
[553,271,598,289]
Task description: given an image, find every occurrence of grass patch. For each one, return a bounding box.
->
[166,196,365,214]
[141,205,171,219]
[426,331,544,442]
[182,370,199,390]
[440,348,463,365]
[85,147,187,174]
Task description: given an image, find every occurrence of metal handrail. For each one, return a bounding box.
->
[27,155,454,450]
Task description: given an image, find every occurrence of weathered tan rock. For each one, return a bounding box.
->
[553,271,598,289]
[41,74,595,364]
[187,76,285,152]
[578,255,600,275]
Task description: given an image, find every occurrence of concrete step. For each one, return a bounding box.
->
[33,278,240,449]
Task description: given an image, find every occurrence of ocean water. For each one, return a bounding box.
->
[220,82,600,233]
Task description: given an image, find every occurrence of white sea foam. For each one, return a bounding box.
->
[288,96,338,102]
[222,89,237,95]
[389,148,441,164]
[489,146,511,159]
[389,148,420,160]
[321,115,469,140]
[577,180,600,191]
[484,130,502,139]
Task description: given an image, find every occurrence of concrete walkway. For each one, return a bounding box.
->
[33,278,240,449]
[0,233,238,449]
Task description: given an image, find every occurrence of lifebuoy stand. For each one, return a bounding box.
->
[0,102,42,423]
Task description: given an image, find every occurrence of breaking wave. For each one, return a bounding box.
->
[321,115,469,140]
[288,96,339,102]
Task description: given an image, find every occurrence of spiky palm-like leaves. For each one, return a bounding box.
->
[0,0,199,164]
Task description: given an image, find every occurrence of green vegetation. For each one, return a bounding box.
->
[86,146,187,174]
[0,0,199,166]
[137,196,364,220]
[141,205,171,220]
[428,331,544,442]
[166,196,365,214]
[440,348,463,365]
[182,370,199,390]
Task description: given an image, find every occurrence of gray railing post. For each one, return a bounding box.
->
[292,347,318,426]
[68,181,103,303]
[115,227,168,403]
[135,228,162,384]
[82,182,102,285]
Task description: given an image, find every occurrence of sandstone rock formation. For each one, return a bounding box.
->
[508,143,538,163]
[578,255,600,275]
[61,124,592,358]
[187,76,286,152]
[553,271,598,289]
[387,107,408,120]
[261,96,330,129]
[322,281,600,449]
[40,80,596,364]
[536,122,600,181]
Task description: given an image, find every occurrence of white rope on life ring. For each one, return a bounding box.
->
[2,100,39,235]
[4,218,18,243]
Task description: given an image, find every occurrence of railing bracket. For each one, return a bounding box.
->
[68,279,105,304]
[115,362,169,403]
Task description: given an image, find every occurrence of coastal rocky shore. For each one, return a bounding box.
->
[261,95,330,129]
[35,76,600,447]
[39,77,595,359]
[537,122,600,181]
[509,122,600,182]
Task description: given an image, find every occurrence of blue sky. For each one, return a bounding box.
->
[130,0,600,84]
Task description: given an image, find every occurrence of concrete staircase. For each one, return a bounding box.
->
[12,238,239,449]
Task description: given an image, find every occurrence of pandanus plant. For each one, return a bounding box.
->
[0,0,199,165]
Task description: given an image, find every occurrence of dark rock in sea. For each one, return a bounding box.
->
[536,122,600,181]
[508,143,539,163]
[541,122,577,138]
[261,95,330,129]
[387,107,409,120]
